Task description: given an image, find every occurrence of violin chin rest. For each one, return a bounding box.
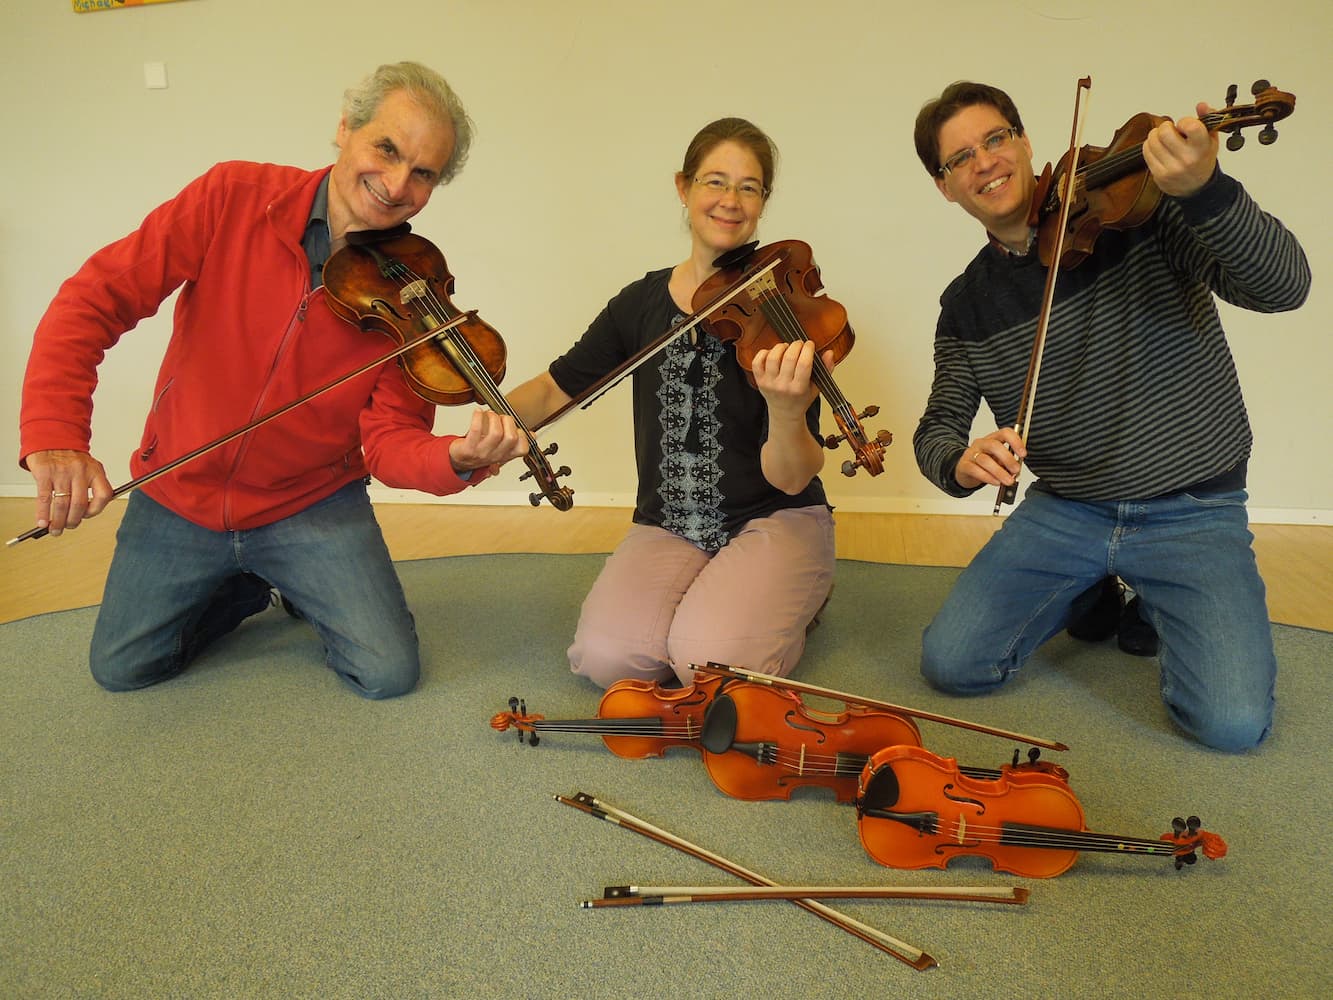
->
[860,763,901,813]
[699,694,738,754]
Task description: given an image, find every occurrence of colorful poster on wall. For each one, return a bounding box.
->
[73,0,190,12]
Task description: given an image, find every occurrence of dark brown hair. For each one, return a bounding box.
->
[677,117,778,196]
[913,81,1024,176]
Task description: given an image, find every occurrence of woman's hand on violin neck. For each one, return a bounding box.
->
[755,343,830,494]
[752,342,825,418]
[24,449,114,535]
[1143,102,1220,199]
[448,409,528,476]
[955,430,1026,491]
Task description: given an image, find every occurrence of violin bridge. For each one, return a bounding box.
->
[400,278,430,304]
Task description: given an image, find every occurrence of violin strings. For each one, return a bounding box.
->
[755,292,850,413]
[516,718,706,740]
[1079,105,1255,189]
[387,260,550,465]
[877,813,1176,856]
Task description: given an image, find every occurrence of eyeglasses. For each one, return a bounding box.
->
[693,174,767,201]
[937,126,1021,177]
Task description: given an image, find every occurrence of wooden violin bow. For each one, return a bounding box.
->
[994,75,1092,514]
[554,791,939,971]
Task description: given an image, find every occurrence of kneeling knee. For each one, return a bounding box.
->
[1184,710,1271,753]
[920,628,1002,695]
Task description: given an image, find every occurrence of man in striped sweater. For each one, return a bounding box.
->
[910,81,1310,751]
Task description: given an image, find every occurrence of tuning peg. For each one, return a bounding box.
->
[509,696,520,711]
[1259,124,1278,145]
[1251,79,1271,96]
[1226,132,1246,152]
[1225,83,1238,107]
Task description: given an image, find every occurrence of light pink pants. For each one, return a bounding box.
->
[568,505,835,688]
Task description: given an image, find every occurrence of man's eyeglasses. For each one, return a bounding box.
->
[938,126,1022,177]
[693,175,767,201]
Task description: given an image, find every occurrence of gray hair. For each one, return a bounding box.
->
[342,61,474,185]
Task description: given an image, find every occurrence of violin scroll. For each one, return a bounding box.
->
[825,405,893,477]
[1162,815,1228,870]
[491,696,542,745]
[1219,80,1294,151]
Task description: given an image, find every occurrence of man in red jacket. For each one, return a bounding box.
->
[18,61,526,698]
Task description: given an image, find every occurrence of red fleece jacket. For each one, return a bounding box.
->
[20,160,484,530]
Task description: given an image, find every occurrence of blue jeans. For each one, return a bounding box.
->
[921,484,1275,752]
[90,482,419,698]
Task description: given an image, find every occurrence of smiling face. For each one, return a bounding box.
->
[675,140,767,260]
[327,88,455,241]
[933,103,1036,247]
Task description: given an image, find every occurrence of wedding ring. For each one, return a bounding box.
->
[51,491,70,498]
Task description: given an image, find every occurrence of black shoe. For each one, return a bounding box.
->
[1117,595,1159,657]
[1066,577,1123,642]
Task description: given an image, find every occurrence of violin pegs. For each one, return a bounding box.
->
[542,442,559,457]
[556,466,572,477]
[1171,816,1187,835]
[509,696,520,712]
[1259,124,1278,146]
[1225,83,1238,108]
[1186,815,1202,833]
[527,493,543,507]
[840,459,859,478]
[1251,79,1270,96]
[1226,132,1246,152]
[858,404,881,420]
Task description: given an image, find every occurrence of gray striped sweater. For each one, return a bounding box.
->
[913,169,1310,501]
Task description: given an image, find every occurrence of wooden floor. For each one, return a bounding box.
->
[1,497,1329,631]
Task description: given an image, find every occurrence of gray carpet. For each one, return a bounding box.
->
[2,554,1329,999]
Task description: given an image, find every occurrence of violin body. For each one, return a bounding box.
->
[856,745,1226,878]
[692,240,891,477]
[697,240,856,376]
[322,229,574,510]
[323,231,506,406]
[1035,112,1168,270]
[695,682,922,802]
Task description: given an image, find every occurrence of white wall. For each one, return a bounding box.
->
[4,0,1329,522]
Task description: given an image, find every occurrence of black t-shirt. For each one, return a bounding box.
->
[549,268,828,551]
